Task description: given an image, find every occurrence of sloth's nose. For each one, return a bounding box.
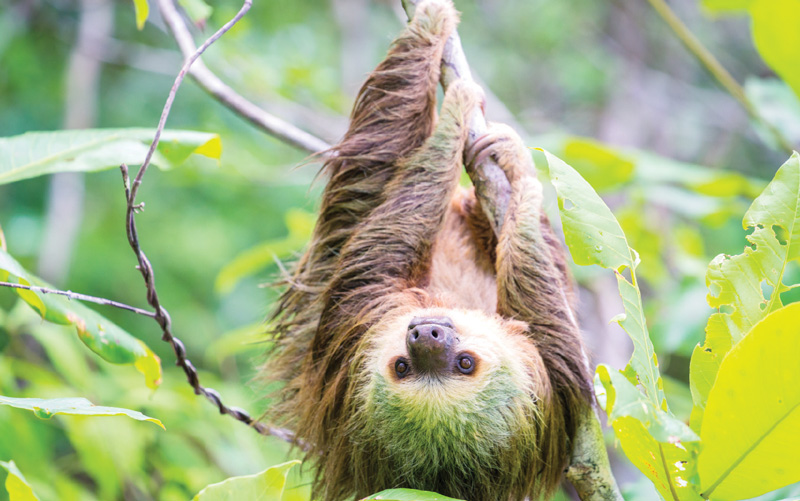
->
[407,317,455,373]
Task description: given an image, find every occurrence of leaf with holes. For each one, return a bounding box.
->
[193,460,301,500]
[0,249,162,388]
[698,303,800,500]
[0,128,221,185]
[0,396,164,429]
[537,149,664,409]
[0,460,40,501]
[690,152,800,431]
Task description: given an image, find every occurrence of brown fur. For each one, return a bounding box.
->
[265,2,592,500]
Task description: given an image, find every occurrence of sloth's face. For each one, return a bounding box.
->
[352,308,547,469]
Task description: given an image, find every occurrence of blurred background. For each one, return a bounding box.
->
[1,0,799,499]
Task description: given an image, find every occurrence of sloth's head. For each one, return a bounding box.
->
[350,307,557,497]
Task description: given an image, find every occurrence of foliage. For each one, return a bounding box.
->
[0,396,164,429]
[192,460,303,501]
[2,0,800,499]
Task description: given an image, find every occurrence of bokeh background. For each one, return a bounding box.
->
[1,0,799,499]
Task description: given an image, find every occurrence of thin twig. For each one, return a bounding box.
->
[156,0,331,155]
[0,281,156,318]
[119,0,298,444]
[644,0,794,153]
[128,0,252,205]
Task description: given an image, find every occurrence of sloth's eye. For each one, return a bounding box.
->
[395,358,410,378]
[457,355,475,374]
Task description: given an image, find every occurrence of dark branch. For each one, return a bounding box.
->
[118,0,298,444]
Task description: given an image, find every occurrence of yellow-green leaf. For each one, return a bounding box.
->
[0,396,164,429]
[537,149,664,409]
[0,128,221,186]
[132,0,149,29]
[690,152,800,429]
[193,460,301,500]
[215,209,315,295]
[0,460,40,501]
[698,302,800,500]
[0,249,162,388]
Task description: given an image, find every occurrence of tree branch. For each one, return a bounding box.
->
[156,0,331,155]
[0,281,156,318]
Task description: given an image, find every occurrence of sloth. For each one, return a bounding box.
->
[265,1,592,500]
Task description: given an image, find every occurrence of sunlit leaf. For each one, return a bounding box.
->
[698,303,800,500]
[0,396,164,429]
[0,128,222,185]
[361,489,464,501]
[537,149,665,409]
[131,0,149,29]
[193,460,301,500]
[0,249,162,388]
[690,152,800,429]
[215,209,315,295]
[0,460,40,501]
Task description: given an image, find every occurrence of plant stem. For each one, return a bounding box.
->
[645,0,795,153]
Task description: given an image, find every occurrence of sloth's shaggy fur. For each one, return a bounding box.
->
[265,2,592,499]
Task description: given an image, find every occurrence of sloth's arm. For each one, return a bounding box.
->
[467,124,593,446]
[304,0,456,279]
[310,79,482,375]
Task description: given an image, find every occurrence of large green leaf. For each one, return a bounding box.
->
[361,490,464,501]
[0,128,221,185]
[0,460,40,501]
[0,249,162,388]
[537,149,665,409]
[698,303,800,500]
[703,0,800,99]
[192,460,301,500]
[690,152,800,430]
[595,365,701,501]
[0,396,164,429]
[214,209,315,295]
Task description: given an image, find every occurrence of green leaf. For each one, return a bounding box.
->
[192,460,301,500]
[749,0,800,100]
[0,460,40,501]
[361,489,464,501]
[0,396,164,429]
[0,128,222,185]
[215,209,315,294]
[0,249,163,388]
[698,302,800,500]
[177,0,213,24]
[690,152,800,429]
[132,0,149,29]
[537,149,665,409]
